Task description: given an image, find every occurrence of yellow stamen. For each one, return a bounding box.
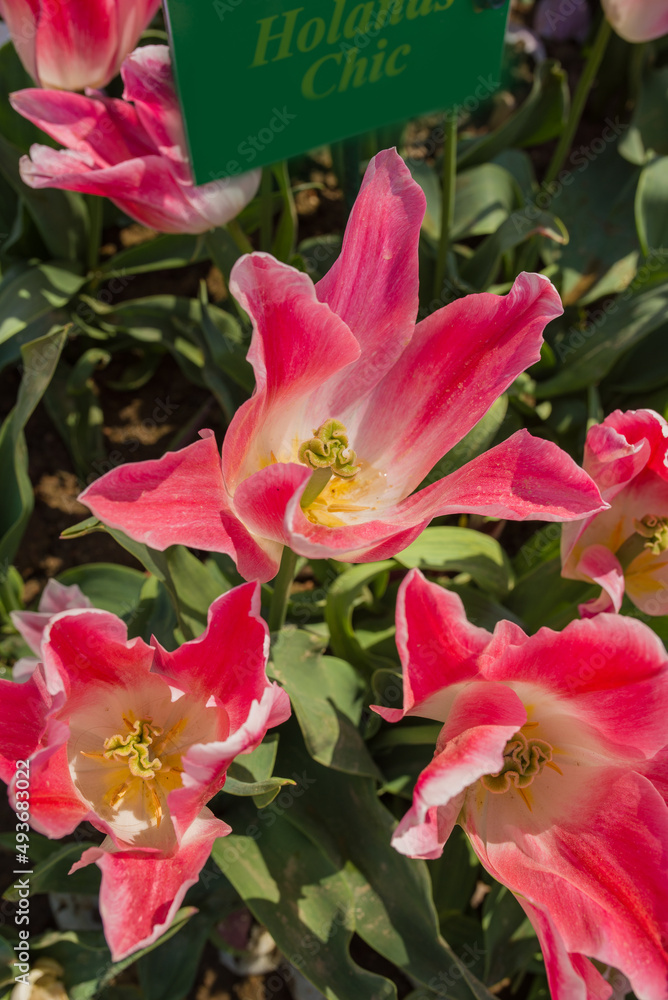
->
[327,504,370,513]
[518,788,532,812]
[146,784,163,827]
[545,761,563,775]
[108,780,131,808]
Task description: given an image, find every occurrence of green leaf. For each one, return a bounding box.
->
[0,327,66,569]
[136,913,212,1000]
[537,279,668,396]
[460,210,567,291]
[56,563,146,619]
[98,234,207,276]
[538,141,641,306]
[275,737,496,1000]
[635,156,668,257]
[213,803,396,1000]
[619,64,668,165]
[0,133,89,264]
[325,561,397,675]
[271,160,298,261]
[44,349,110,480]
[269,629,380,778]
[0,262,84,347]
[394,527,514,597]
[225,734,295,804]
[413,162,521,243]
[457,61,568,169]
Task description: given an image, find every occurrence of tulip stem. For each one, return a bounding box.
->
[87,194,104,273]
[260,167,273,252]
[268,546,299,632]
[544,17,612,186]
[433,111,458,303]
[225,219,254,257]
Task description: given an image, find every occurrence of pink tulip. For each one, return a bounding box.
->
[10,45,261,234]
[561,408,668,617]
[601,0,668,42]
[0,0,162,90]
[0,583,290,961]
[11,578,91,681]
[77,149,605,581]
[372,569,668,1000]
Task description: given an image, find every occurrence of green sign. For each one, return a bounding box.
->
[164,0,509,184]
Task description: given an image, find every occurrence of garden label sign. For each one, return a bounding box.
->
[164,0,509,184]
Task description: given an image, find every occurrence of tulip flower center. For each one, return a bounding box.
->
[298,419,370,520]
[481,729,556,805]
[103,719,163,779]
[634,514,668,555]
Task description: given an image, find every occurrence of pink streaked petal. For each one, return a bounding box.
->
[485,613,668,760]
[0,670,50,784]
[518,900,612,1000]
[601,0,668,42]
[392,800,464,861]
[11,580,91,655]
[152,583,271,731]
[468,768,668,1000]
[10,89,151,165]
[393,683,526,860]
[33,0,118,90]
[0,0,39,80]
[13,657,39,683]
[576,544,625,614]
[357,273,563,493]
[390,430,606,524]
[167,685,291,840]
[372,571,490,723]
[41,609,154,699]
[224,255,360,488]
[315,149,426,409]
[577,590,616,618]
[231,462,311,549]
[121,46,190,183]
[79,431,235,555]
[24,741,89,839]
[72,808,229,962]
[114,1,163,79]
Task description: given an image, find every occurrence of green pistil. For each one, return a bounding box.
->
[298,419,360,480]
[481,731,552,793]
[616,514,668,569]
[104,719,163,780]
[634,515,668,556]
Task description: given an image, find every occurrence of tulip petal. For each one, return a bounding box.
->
[33,0,119,90]
[575,544,625,616]
[11,580,91,656]
[25,740,90,838]
[151,583,272,731]
[356,272,563,494]
[41,609,154,699]
[0,670,50,784]
[71,809,229,962]
[11,89,151,165]
[392,681,526,859]
[391,430,606,523]
[483,612,668,761]
[166,684,291,840]
[225,255,360,489]
[315,148,426,409]
[79,431,233,554]
[467,768,668,1000]
[601,0,668,42]
[372,570,490,722]
[517,900,613,1000]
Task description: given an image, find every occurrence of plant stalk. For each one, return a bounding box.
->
[433,111,458,302]
[268,546,299,632]
[544,17,612,186]
[87,194,104,273]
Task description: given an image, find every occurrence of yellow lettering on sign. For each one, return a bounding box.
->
[297,16,326,52]
[302,52,343,98]
[251,8,303,66]
[344,2,376,37]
